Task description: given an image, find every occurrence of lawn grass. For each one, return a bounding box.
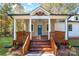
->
[68,39,79,46]
[0,37,79,55]
[0,36,13,55]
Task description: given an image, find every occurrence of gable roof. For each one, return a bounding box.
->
[30,6,50,15]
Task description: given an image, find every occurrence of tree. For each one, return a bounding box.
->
[12,3,26,32]
[41,3,79,14]
[0,3,13,36]
[12,3,27,14]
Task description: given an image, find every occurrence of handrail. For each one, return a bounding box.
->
[50,36,57,55]
[21,34,30,55]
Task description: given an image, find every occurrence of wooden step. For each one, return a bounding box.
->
[30,48,52,51]
[32,36,48,39]
[29,38,51,52]
[32,38,48,40]
[31,39,49,42]
[31,41,50,45]
[30,45,51,48]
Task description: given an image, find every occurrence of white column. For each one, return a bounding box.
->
[65,19,68,40]
[29,17,32,40]
[48,17,51,40]
[14,18,16,40]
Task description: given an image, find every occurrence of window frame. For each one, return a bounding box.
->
[75,16,78,20]
[47,24,48,32]
[68,24,72,31]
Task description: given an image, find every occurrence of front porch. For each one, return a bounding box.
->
[7,7,72,56]
[7,14,69,55]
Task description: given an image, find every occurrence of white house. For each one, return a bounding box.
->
[55,15,79,38]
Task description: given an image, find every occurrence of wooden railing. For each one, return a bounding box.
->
[21,34,30,55]
[50,31,65,55]
[50,36,57,55]
[50,31,65,43]
[13,31,24,47]
[13,31,30,46]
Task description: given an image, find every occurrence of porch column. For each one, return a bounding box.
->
[29,17,32,40]
[65,19,68,40]
[48,17,51,40]
[14,18,16,40]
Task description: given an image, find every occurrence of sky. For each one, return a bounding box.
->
[22,3,40,12]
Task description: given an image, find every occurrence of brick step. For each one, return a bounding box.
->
[31,42,50,45]
[30,44,51,48]
[30,48,52,51]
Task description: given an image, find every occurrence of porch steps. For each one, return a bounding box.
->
[30,44,50,48]
[31,41,50,45]
[31,39,48,42]
[30,48,52,51]
[29,39,52,51]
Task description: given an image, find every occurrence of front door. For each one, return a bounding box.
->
[38,25,42,35]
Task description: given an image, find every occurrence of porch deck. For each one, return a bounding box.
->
[11,31,66,56]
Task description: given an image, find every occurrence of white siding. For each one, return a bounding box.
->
[68,22,79,37]
[55,22,65,31]
[55,22,79,38]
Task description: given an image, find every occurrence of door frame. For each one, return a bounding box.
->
[38,24,42,36]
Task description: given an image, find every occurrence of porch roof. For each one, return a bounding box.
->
[8,13,79,20]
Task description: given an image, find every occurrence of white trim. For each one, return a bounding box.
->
[30,7,50,16]
[29,17,32,40]
[14,18,16,40]
[48,17,51,40]
[49,17,51,32]
[31,16,49,19]
[29,18,31,32]
[65,19,68,40]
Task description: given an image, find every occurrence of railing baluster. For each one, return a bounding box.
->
[50,33,57,55]
[21,33,30,55]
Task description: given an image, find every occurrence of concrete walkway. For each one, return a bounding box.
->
[26,51,55,56]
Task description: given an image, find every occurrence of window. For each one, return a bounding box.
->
[68,24,72,31]
[75,16,78,20]
[47,24,48,31]
[31,24,33,31]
